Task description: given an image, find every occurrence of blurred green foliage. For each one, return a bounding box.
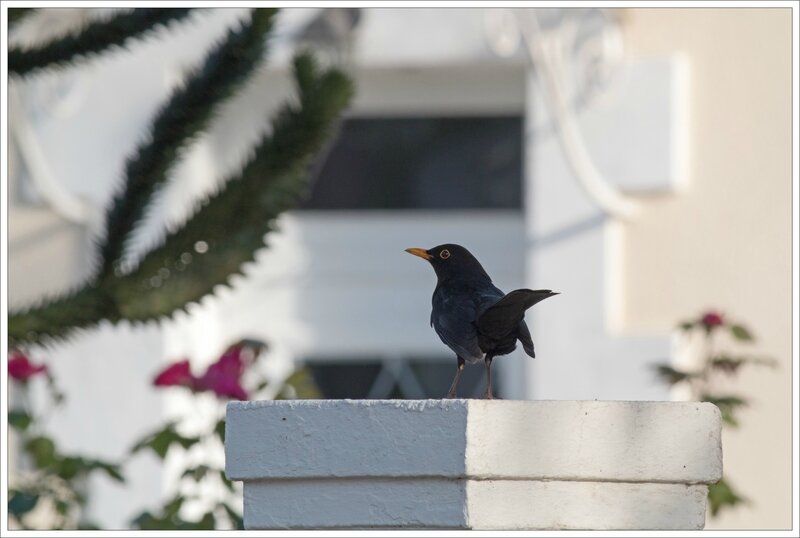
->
[8,339,323,530]
[8,375,121,529]
[653,310,777,518]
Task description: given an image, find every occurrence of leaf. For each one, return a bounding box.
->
[220,502,244,529]
[131,423,200,459]
[8,409,33,431]
[252,379,270,394]
[219,469,236,492]
[653,364,696,385]
[729,324,754,342]
[709,356,744,374]
[280,367,323,399]
[214,418,226,443]
[24,436,57,468]
[130,495,216,530]
[708,478,748,517]
[55,456,85,480]
[200,512,217,529]
[678,320,695,331]
[181,465,211,482]
[55,499,71,516]
[703,395,748,407]
[163,495,185,517]
[182,512,216,530]
[130,511,165,530]
[702,394,748,427]
[8,490,39,516]
[93,461,126,483]
[711,355,778,375]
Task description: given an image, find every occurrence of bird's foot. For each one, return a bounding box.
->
[482,390,494,400]
[445,391,457,399]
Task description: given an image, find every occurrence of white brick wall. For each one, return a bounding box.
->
[225,400,722,530]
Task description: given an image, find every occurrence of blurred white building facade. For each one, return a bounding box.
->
[7,8,792,530]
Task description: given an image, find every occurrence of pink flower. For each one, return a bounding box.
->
[153,359,196,388]
[701,311,725,328]
[195,346,249,400]
[154,347,250,400]
[8,352,48,381]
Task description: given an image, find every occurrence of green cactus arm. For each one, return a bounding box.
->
[9,8,195,76]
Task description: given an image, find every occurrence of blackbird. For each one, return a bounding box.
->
[405,244,558,399]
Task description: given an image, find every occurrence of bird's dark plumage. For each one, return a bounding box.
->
[406,243,557,399]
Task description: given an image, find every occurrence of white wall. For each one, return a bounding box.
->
[619,8,793,530]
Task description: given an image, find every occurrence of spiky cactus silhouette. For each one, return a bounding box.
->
[8,8,354,348]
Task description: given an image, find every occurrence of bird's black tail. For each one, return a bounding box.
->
[477,289,558,358]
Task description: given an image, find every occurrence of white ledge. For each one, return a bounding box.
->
[225,399,722,530]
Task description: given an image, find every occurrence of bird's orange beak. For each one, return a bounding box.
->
[405,247,433,260]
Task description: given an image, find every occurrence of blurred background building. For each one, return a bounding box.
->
[6,7,792,530]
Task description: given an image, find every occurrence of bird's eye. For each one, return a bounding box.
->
[440,249,451,259]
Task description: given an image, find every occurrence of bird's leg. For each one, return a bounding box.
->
[483,355,494,400]
[446,356,466,399]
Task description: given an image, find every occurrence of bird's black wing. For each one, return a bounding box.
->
[477,289,556,357]
[431,288,487,364]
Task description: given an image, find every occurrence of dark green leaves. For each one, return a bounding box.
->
[9,409,33,431]
[708,478,748,516]
[9,8,194,76]
[181,465,212,482]
[131,495,184,529]
[178,465,235,492]
[709,356,744,374]
[214,418,226,443]
[130,495,217,530]
[25,436,57,468]
[660,309,777,519]
[276,366,322,399]
[8,490,40,517]
[710,355,777,374]
[221,502,244,529]
[652,365,696,385]
[729,324,754,341]
[702,395,748,427]
[22,435,126,482]
[9,403,125,529]
[131,423,200,459]
[219,470,236,493]
[55,457,124,482]
[95,461,125,483]
[677,312,756,342]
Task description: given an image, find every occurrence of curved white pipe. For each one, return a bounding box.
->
[516,10,641,220]
[9,85,95,224]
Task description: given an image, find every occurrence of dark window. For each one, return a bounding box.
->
[300,116,523,210]
[303,358,500,400]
